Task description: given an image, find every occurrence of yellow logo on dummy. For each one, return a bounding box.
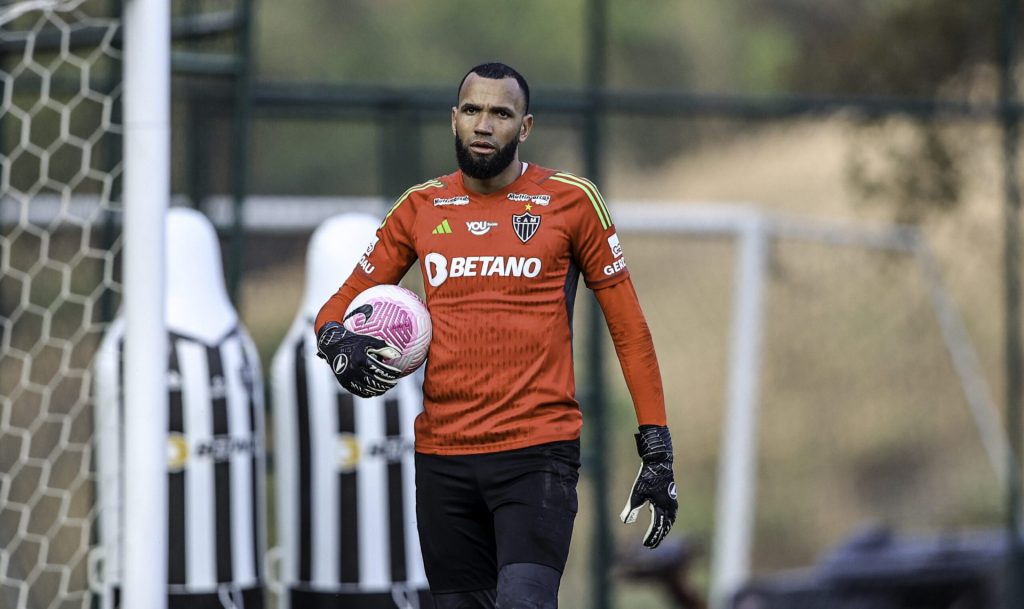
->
[337,433,361,472]
[168,433,189,472]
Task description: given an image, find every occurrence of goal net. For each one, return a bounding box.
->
[0,2,122,608]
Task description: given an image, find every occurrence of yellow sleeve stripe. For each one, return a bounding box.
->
[380,179,445,228]
[550,173,612,229]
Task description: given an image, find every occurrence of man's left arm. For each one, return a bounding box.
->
[556,172,678,548]
[594,278,678,549]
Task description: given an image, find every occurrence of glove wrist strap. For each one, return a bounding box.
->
[635,425,673,462]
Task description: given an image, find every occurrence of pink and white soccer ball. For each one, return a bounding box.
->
[343,284,432,377]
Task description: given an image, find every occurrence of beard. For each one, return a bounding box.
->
[455,133,520,180]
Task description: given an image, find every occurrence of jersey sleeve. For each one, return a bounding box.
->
[357,194,420,285]
[553,173,629,290]
[314,194,420,332]
[593,277,667,426]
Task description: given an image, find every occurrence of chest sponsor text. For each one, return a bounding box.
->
[424,253,542,286]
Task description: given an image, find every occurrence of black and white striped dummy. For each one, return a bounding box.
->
[270,213,429,609]
[93,208,267,609]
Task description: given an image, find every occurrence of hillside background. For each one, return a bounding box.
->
[221,1,1015,607]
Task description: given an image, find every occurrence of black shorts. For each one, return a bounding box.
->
[414,439,581,594]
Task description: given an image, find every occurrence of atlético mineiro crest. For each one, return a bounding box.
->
[512,211,540,243]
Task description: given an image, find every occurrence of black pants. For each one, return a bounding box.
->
[414,440,580,595]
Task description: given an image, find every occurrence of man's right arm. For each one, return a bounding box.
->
[316,192,420,332]
[314,197,419,395]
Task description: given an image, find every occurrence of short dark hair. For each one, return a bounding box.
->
[457,62,531,114]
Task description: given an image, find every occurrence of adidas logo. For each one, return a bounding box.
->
[432,219,453,234]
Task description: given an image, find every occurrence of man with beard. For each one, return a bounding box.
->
[315,62,677,609]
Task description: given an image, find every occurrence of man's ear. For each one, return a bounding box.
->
[519,114,534,142]
[451,107,458,135]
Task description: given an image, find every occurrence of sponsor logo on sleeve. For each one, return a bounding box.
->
[603,258,628,276]
[433,195,470,207]
[466,220,498,236]
[608,233,623,258]
[364,236,379,256]
[358,236,379,274]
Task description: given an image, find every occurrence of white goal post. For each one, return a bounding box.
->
[122,1,170,608]
[0,1,168,608]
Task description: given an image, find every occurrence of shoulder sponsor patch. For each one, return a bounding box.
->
[434,195,470,207]
[507,193,551,206]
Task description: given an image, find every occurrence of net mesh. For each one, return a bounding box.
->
[0,3,121,608]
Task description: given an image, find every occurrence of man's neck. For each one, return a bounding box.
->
[461,160,524,195]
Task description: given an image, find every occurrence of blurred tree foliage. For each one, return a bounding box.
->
[756,0,997,97]
[247,0,1016,215]
[254,1,797,91]
[751,0,1005,221]
[250,0,798,192]
[8,0,1010,212]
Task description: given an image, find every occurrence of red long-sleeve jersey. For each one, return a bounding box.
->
[317,163,666,454]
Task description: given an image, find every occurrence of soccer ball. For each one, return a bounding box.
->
[343,284,432,377]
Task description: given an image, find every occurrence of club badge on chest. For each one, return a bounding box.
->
[512,203,541,243]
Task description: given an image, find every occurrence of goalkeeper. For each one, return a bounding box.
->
[316,62,677,609]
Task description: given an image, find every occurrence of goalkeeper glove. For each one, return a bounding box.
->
[316,318,402,398]
[620,424,678,549]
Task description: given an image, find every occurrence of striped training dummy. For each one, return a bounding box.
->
[93,207,267,609]
[269,213,430,609]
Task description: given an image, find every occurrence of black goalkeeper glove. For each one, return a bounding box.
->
[620,425,678,549]
[316,319,402,398]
